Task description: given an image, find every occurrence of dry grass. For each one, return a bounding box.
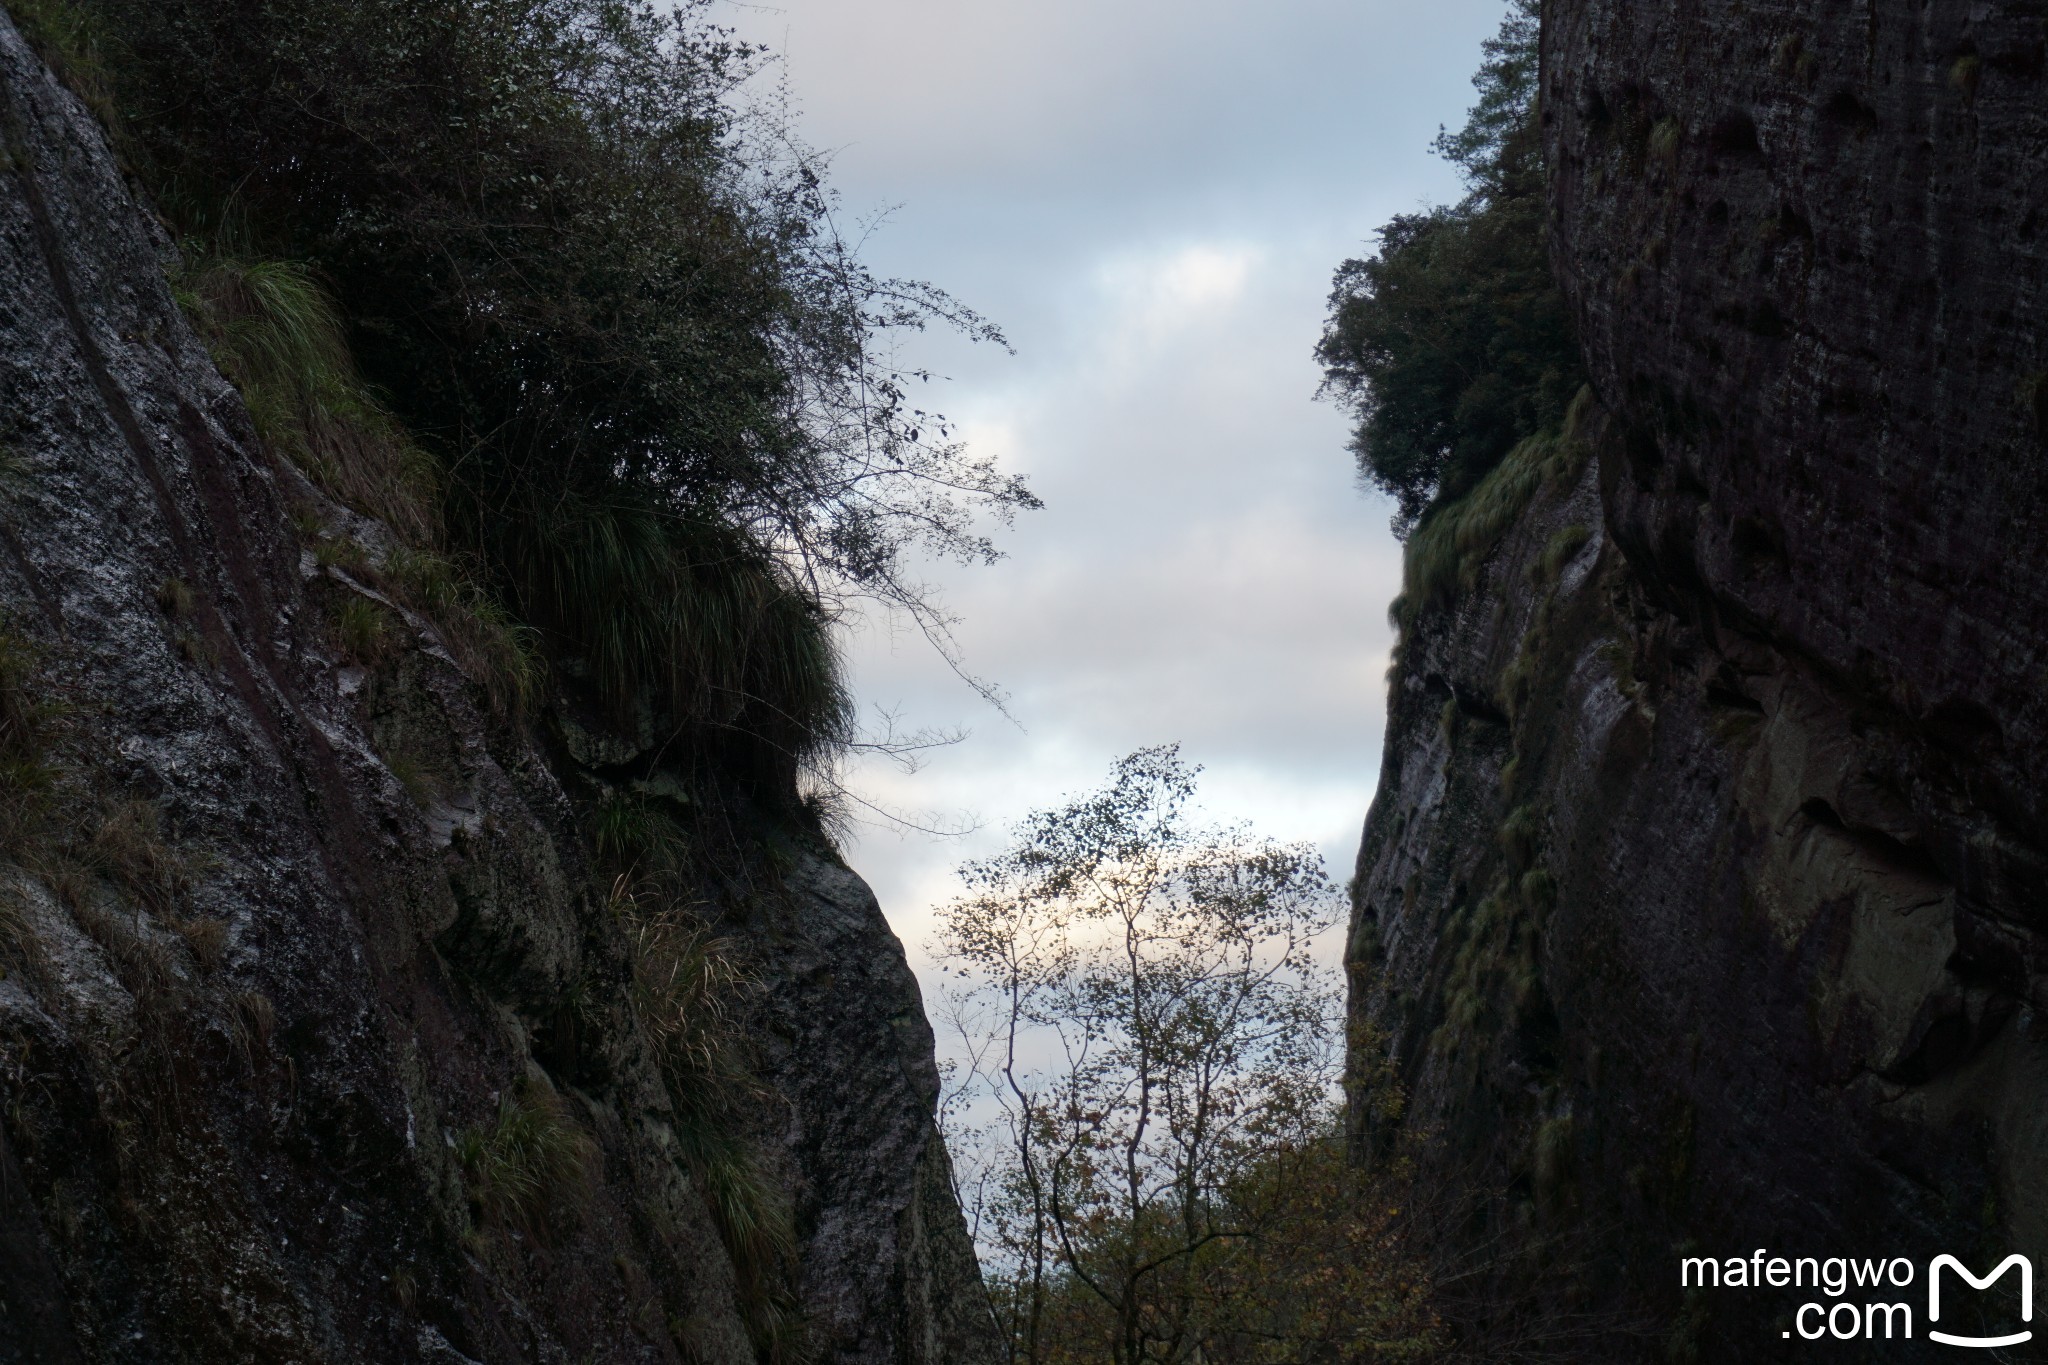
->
[168,916,228,972]
[0,618,60,845]
[0,879,44,978]
[154,576,195,620]
[620,889,806,1358]
[88,799,192,914]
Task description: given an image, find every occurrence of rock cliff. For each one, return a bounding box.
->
[1348,0,2048,1357]
[0,11,992,1362]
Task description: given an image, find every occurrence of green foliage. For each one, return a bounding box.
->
[1427,0,1542,198]
[6,0,119,127]
[1535,523,1593,585]
[383,547,541,718]
[86,0,1034,783]
[506,496,849,787]
[333,596,396,664]
[175,247,545,715]
[455,1080,598,1240]
[176,251,439,545]
[1318,0,1581,537]
[1391,429,1550,626]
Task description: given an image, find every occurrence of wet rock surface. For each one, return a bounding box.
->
[0,12,992,1363]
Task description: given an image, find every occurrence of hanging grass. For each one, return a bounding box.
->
[505,495,851,787]
[1392,386,1596,630]
[628,906,808,1361]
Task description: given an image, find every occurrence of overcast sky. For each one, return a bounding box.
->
[715,0,1508,977]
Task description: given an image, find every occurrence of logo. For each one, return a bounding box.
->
[1677,1248,2036,1345]
[1929,1254,2033,1349]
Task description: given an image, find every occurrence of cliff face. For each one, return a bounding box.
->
[0,13,990,1364]
[1349,0,2048,1356]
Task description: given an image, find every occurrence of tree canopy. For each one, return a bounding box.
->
[1316,0,1581,539]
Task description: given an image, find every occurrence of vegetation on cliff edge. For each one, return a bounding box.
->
[39,0,1036,794]
[1317,0,1581,541]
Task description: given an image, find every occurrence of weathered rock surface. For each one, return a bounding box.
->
[0,11,992,1363]
[1348,1,2048,1358]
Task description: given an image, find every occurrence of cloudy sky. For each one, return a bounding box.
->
[715,0,1508,974]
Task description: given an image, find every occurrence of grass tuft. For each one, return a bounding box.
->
[334,596,397,664]
[455,1080,599,1241]
[0,879,43,978]
[154,576,195,620]
[383,547,541,718]
[177,254,440,545]
[1950,54,1981,97]
[1399,436,1551,626]
[506,496,850,787]
[0,619,59,842]
[1396,387,1596,632]
[5,0,121,129]
[1534,524,1592,586]
[613,857,807,1358]
[88,799,192,915]
[167,915,228,971]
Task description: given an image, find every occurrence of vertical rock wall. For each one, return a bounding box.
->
[1348,2,2048,1357]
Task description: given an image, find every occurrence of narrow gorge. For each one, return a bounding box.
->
[1,0,2046,1360]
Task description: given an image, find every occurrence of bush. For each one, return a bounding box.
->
[1317,0,1582,538]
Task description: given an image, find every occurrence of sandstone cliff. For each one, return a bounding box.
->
[1348,1,2048,1357]
[0,12,992,1362]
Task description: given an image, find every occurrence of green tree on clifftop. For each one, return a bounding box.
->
[1317,0,1581,538]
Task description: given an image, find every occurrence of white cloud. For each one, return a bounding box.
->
[715,0,1506,987]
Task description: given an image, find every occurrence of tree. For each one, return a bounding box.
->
[936,749,1440,1364]
[1316,0,1580,539]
